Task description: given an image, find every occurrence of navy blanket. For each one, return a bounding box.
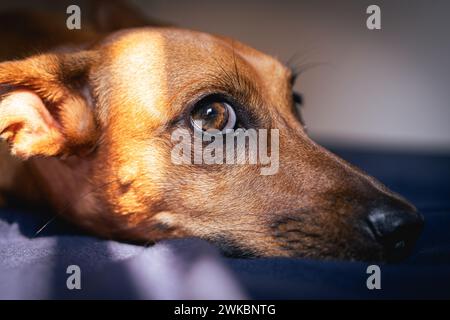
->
[1,147,449,299]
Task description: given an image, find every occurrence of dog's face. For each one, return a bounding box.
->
[0,28,423,261]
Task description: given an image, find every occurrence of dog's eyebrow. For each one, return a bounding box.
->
[216,70,262,106]
[167,69,261,109]
[206,49,263,107]
[189,70,263,109]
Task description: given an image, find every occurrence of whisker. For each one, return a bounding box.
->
[285,47,329,83]
[33,178,122,237]
[34,216,56,237]
[231,40,242,87]
[291,61,330,82]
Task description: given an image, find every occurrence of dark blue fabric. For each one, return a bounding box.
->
[0,147,449,299]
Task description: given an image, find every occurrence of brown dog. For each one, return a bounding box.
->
[0,1,423,262]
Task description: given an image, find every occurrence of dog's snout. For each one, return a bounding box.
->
[365,203,424,262]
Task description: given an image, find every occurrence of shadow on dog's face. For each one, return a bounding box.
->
[0,28,423,262]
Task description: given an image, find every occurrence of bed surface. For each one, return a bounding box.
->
[1,146,449,299]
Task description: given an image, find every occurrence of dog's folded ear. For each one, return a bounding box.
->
[0,51,99,159]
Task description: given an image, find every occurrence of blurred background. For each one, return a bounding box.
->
[1,0,449,152]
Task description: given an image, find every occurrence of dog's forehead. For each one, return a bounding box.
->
[104,28,287,74]
[99,28,290,128]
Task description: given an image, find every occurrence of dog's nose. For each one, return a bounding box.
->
[366,203,424,261]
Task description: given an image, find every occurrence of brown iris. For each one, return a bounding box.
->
[191,101,231,132]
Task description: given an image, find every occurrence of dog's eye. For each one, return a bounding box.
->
[292,92,306,127]
[191,100,236,133]
[293,92,303,106]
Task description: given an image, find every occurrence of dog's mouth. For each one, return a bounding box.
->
[207,234,261,258]
[204,210,424,262]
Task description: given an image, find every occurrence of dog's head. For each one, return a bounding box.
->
[0,28,423,262]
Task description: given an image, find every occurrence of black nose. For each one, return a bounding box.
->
[366,204,424,261]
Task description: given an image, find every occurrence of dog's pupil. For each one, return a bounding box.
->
[204,107,216,118]
[194,102,228,131]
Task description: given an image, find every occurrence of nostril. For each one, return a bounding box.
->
[367,208,423,238]
[366,207,424,261]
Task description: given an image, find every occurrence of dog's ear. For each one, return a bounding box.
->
[0,51,99,159]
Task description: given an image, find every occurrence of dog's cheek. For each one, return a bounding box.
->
[93,142,171,235]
